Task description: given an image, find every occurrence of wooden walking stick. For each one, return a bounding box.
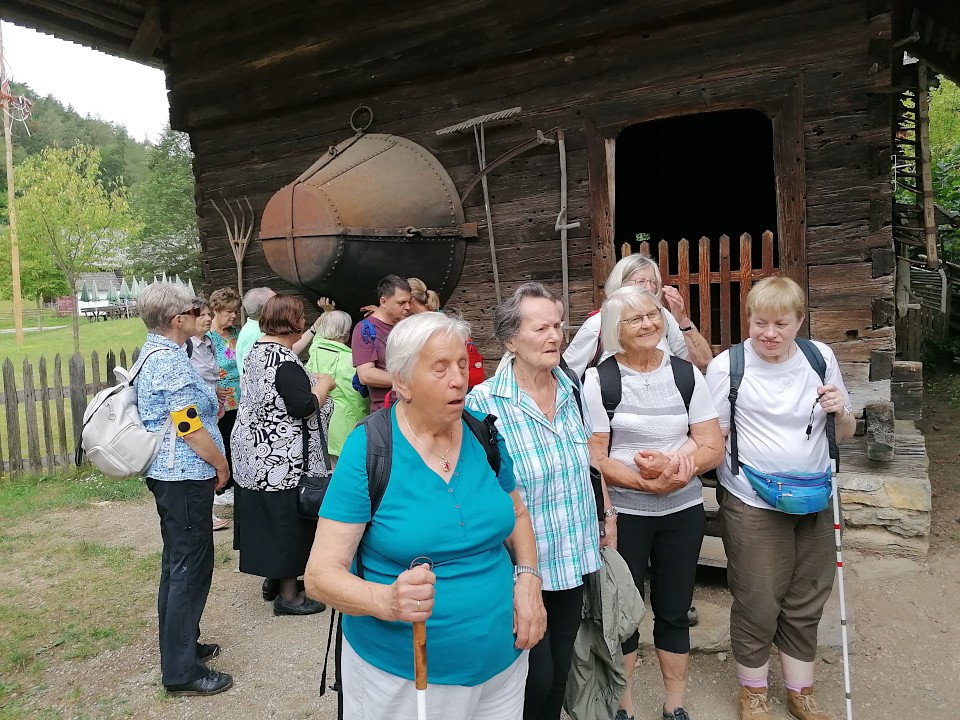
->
[409,556,433,720]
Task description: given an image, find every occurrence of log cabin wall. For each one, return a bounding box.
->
[164,0,895,403]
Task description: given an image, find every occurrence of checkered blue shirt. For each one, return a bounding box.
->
[466,362,601,591]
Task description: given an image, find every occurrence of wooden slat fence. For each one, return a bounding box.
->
[622,231,779,352]
[0,347,139,476]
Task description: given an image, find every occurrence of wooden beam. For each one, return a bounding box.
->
[584,118,615,308]
[915,62,939,269]
[129,4,163,61]
[773,77,809,318]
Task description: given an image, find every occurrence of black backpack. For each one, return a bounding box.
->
[727,338,839,474]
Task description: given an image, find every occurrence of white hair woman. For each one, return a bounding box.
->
[466,282,612,720]
[705,277,855,720]
[563,254,713,377]
[585,286,723,720]
[306,312,545,720]
[134,282,233,697]
[305,309,369,461]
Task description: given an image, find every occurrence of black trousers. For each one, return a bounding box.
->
[523,584,585,720]
[618,504,705,655]
[217,408,237,490]
[147,478,215,685]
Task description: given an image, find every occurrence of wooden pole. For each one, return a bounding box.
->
[917,62,938,270]
[1,23,25,345]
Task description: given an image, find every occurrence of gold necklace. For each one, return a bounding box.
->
[399,406,454,472]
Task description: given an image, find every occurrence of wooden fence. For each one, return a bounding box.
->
[0,348,141,476]
[624,231,779,352]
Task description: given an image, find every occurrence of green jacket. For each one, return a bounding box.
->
[564,546,645,720]
[305,337,369,455]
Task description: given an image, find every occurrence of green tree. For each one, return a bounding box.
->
[16,145,137,352]
[930,77,960,266]
[127,126,202,285]
[929,78,960,153]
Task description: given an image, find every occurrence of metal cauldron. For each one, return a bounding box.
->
[259,127,476,318]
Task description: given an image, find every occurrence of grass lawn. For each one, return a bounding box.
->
[0,472,150,710]
[0,317,145,372]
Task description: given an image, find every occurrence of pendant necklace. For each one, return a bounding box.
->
[400,405,454,472]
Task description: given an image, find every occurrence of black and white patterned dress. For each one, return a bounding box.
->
[231,340,334,578]
[232,341,333,491]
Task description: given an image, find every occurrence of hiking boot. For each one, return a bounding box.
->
[738,685,772,720]
[786,687,829,720]
[663,707,691,720]
[614,710,634,720]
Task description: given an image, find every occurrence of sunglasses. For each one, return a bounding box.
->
[173,307,203,320]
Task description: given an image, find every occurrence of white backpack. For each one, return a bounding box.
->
[76,347,177,479]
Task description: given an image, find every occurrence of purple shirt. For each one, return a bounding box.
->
[350,315,393,411]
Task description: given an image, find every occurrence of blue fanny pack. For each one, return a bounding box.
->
[741,464,833,515]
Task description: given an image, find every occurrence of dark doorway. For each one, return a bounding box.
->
[615,109,777,247]
[614,110,779,344]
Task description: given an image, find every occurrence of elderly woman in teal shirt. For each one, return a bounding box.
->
[306,312,545,720]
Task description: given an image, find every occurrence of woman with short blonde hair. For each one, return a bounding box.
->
[705,276,856,720]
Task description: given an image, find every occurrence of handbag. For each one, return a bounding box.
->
[741,464,833,515]
[296,413,334,520]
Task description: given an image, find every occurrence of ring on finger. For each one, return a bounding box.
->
[417,599,421,611]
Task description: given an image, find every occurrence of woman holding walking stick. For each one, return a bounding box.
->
[307,312,545,720]
[705,277,856,720]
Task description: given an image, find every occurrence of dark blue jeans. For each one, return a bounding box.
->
[147,477,215,685]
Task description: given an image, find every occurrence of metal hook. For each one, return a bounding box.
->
[350,104,374,135]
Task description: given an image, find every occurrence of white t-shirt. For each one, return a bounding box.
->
[563,308,688,379]
[704,339,850,510]
[583,354,718,516]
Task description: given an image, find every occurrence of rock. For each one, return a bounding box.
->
[717,652,727,662]
[843,527,929,558]
[883,477,932,512]
[837,473,884,493]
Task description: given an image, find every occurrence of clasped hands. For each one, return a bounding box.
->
[633,449,699,493]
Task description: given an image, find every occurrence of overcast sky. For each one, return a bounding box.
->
[1,20,170,143]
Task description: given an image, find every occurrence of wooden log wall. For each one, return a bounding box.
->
[164,0,897,393]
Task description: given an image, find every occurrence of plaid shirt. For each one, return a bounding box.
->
[466,361,601,591]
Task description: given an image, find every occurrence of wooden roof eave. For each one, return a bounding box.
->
[897,0,960,84]
[3,0,165,69]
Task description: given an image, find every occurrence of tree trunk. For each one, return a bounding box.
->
[70,277,81,354]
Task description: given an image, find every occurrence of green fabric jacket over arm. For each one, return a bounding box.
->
[564,546,645,720]
[304,337,369,455]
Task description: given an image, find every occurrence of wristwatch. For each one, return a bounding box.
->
[514,565,542,583]
[602,507,618,519]
[679,324,694,332]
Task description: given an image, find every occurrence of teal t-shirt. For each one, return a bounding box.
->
[319,408,521,686]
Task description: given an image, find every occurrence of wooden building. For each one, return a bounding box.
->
[8,0,960,556]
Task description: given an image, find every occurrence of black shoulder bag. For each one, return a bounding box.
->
[296,412,334,520]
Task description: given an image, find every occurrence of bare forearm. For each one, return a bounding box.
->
[358,365,393,388]
[682,328,713,371]
[306,562,395,619]
[292,331,315,356]
[692,443,724,474]
[836,408,857,441]
[598,456,659,492]
[182,428,228,470]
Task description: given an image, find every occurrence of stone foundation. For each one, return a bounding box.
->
[838,421,931,559]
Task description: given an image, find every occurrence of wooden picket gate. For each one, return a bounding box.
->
[624,231,779,353]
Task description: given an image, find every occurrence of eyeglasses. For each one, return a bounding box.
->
[619,310,662,327]
[624,277,658,289]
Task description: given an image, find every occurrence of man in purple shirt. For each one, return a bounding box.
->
[351,275,412,411]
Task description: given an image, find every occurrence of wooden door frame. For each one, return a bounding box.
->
[584,74,808,305]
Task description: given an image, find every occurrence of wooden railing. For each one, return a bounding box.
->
[0,348,141,476]
[624,231,779,352]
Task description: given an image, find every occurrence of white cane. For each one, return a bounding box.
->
[831,476,854,720]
